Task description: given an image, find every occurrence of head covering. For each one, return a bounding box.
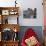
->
[22,28,36,44]
[21,28,41,46]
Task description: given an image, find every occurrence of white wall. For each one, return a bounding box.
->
[0,0,15,7]
[0,0,44,26]
[17,0,44,26]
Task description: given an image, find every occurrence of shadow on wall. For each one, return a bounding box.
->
[18,26,43,44]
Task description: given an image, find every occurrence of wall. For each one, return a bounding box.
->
[0,0,15,7]
[17,0,43,26]
[0,0,44,26]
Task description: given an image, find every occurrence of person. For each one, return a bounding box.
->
[21,28,41,46]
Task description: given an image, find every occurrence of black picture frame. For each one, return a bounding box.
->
[23,8,37,18]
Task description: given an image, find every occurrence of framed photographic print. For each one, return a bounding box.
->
[2,10,9,15]
[23,8,37,18]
